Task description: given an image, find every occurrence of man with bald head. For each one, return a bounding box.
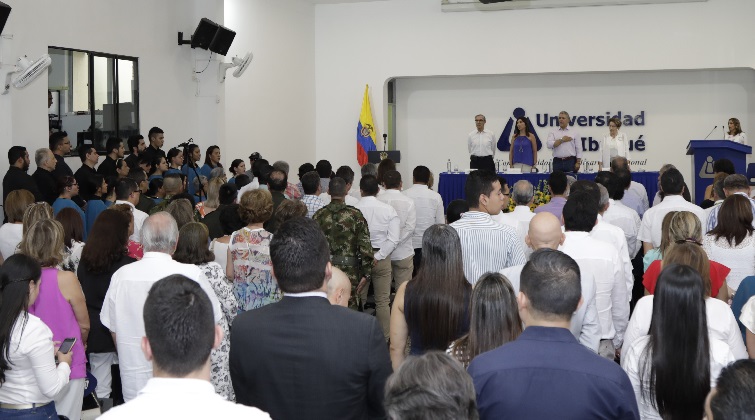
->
[500,212,600,353]
[326,267,352,307]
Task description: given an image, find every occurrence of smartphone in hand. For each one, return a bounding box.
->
[58,337,76,354]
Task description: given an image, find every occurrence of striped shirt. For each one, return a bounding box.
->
[706,191,755,232]
[450,211,526,285]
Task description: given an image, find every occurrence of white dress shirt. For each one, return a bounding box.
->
[726,132,747,144]
[355,196,400,261]
[603,199,641,258]
[115,200,148,243]
[378,189,416,261]
[496,206,535,259]
[98,378,271,420]
[560,231,628,347]
[546,126,582,159]
[403,184,445,249]
[0,222,22,260]
[467,129,496,157]
[600,132,629,168]
[622,295,747,360]
[100,252,223,402]
[591,215,635,300]
[638,195,705,248]
[0,314,70,404]
[621,335,735,420]
[500,264,601,353]
[319,192,359,206]
[450,211,526,285]
[348,186,362,202]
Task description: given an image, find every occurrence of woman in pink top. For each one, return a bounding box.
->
[21,219,89,420]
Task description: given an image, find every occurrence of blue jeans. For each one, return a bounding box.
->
[552,157,576,173]
[0,402,58,419]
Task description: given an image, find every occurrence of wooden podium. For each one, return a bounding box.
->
[367,150,401,164]
[686,140,752,204]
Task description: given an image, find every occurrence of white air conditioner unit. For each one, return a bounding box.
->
[3,54,51,95]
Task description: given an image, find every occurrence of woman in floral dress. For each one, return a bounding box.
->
[173,222,238,401]
[227,189,281,312]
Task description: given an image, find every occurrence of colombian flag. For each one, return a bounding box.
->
[357,85,377,165]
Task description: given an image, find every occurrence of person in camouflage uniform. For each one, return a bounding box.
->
[313,176,374,309]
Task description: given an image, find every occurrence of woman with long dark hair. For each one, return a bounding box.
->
[508,117,537,172]
[173,222,237,401]
[201,145,223,177]
[703,194,755,294]
[182,144,202,196]
[52,176,87,240]
[448,272,522,368]
[78,209,135,401]
[20,219,89,420]
[621,264,736,420]
[0,254,72,419]
[389,224,471,370]
[228,159,246,184]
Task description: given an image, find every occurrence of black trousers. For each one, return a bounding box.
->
[470,155,496,173]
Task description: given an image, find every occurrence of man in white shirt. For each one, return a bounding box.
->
[561,190,628,361]
[468,114,496,172]
[300,171,325,218]
[611,157,649,218]
[378,170,416,287]
[639,167,705,252]
[706,174,755,231]
[101,212,222,402]
[500,212,601,352]
[546,111,582,173]
[349,163,377,201]
[703,177,726,228]
[114,178,149,243]
[402,165,445,275]
[355,174,400,340]
[571,181,634,300]
[497,180,536,258]
[100,275,269,419]
[597,172,642,259]
[450,170,526,285]
[321,166,359,206]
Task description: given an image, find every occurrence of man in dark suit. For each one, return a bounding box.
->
[31,148,58,205]
[230,217,392,420]
[3,146,42,220]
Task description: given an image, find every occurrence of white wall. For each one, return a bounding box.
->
[0,0,223,176]
[224,0,316,178]
[314,0,755,186]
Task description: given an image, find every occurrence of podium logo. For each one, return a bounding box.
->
[699,156,716,179]
[497,107,543,152]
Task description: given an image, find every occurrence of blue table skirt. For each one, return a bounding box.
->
[438,171,659,211]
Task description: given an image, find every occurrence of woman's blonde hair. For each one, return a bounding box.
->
[22,202,53,235]
[660,211,702,256]
[204,177,224,209]
[19,218,65,267]
[238,189,273,225]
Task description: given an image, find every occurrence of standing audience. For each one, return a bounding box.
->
[704,359,755,419]
[0,189,34,260]
[703,194,755,294]
[402,165,445,275]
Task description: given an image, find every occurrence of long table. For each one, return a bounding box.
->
[438,171,659,210]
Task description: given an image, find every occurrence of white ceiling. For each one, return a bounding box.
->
[306,0,387,4]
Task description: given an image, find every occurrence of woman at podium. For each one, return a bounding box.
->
[508,117,537,172]
[726,117,747,144]
[599,117,629,171]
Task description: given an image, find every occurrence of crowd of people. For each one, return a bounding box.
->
[0,129,754,419]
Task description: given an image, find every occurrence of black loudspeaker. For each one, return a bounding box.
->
[0,1,11,36]
[191,18,219,50]
[209,24,236,56]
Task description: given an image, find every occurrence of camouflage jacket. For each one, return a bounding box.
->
[313,201,374,283]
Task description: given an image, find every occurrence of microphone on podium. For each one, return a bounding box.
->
[703,125,717,140]
[383,133,388,151]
